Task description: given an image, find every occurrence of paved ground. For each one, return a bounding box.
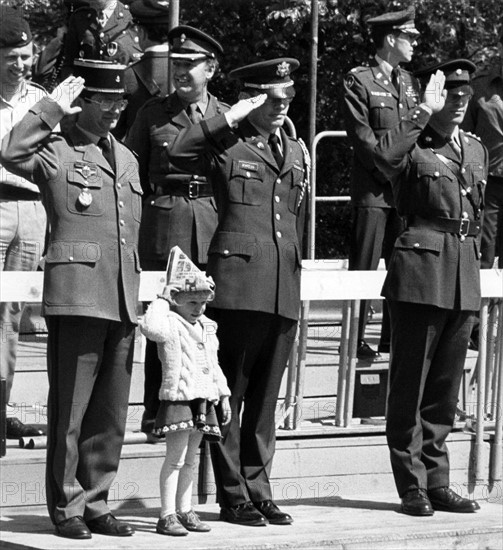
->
[1,494,502,550]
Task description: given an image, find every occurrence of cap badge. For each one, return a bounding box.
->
[159,0,169,5]
[115,75,120,82]
[107,42,118,57]
[456,68,462,75]
[276,61,291,77]
[180,33,186,44]
[21,32,27,41]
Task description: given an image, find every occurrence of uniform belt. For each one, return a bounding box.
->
[155,180,213,199]
[0,184,41,201]
[410,216,480,237]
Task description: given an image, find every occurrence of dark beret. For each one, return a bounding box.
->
[230,58,300,99]
[367,6,419,35]
[168,25,223,60]
[130,0,170,25]
[0,7,32,49]
[73,59,126,93]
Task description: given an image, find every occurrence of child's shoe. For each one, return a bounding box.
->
[156,514,188,536]
[178,509,211,532]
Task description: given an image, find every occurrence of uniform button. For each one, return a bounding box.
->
[198,343,204,350]
[163,142,168,147]
[460,235,466,242]
[466,186,472,193]
[276,213,281,220]
[482,179,487,184]
[193,175,199,180]
[121,238,126,245]
[69,256,74,261]
[223,249,229,255]
[202,367,209,374]
[399,103,403,108]
[117,182,122,189]
[412,115,417,120]
[380,102,385,107]
[415,110,421,114]
[276,178,281,184]
[275,195,280,202]
[151,200,155,205]
[413,243,420,248]
[120,219,125,226]
[119,201,124,207]
[461,189,467,196]
[461,167,466,173]
[433,171,440,178]
[245,171,251,178]
[276,231,282,238]
[99,32,104,38]
[134,36,139,42]
[462,212,469,219]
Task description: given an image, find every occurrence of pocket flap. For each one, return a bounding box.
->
[45,241,102,263]
[395,231,443,253]
[208,231,258,257]
[129,178,143,194]
[416,162,455,181]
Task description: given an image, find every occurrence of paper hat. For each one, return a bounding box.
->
[160,246,215,303]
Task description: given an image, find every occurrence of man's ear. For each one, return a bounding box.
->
[386,33,396,47]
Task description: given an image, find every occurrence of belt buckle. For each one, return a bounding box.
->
[459,218,470,237]
[188,181,198,199]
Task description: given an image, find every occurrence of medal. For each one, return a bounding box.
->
[78,189,93,207]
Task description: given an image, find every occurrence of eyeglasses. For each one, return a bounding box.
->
[84,98,128,111]
[264,97,294,106]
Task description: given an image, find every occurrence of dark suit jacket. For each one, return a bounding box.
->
[170,114,308,321]
[379,124,488,311]
[343,59,422,207]
[126,92,229,265]
[1,97,142,323]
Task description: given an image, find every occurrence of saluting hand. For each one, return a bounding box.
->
[224,93,268,128]
[49,76,85,116]
[422,70,447,114]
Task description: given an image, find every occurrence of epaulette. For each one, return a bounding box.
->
[461,130,483,143]
[349,66,370,75]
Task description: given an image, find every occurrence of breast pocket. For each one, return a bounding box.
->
[416,162,455,213]
[150,128,177,172]
[67,165,104,216]
[288,164,305,214]
[369,96,397,129]
[228,160,265,205]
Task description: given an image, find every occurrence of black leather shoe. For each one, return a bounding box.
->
[6,417,45,439]
[253,500,293,525]
[428,487,480,513]
[401,489,434,516]
[220,502,268,526]
[357,340,380,359]
[55,516,92,539]
[87,513,134,536]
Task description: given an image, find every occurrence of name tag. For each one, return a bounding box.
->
[371,91,392,97]
[238,161,258,172]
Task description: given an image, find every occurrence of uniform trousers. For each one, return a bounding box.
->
[209,309,297,508]
[386,300,474,497]
[45,316,135,525]
[349,206,403,346]
[480,175,503,269]
[0,199,46,402]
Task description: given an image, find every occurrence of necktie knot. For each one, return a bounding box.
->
[99,137,115,169]
[391,67,400,92]
[187,103,202,124]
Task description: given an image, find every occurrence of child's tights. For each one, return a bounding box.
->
[160,429,203,518]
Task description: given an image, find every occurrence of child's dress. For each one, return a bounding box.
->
[140,298,230,441]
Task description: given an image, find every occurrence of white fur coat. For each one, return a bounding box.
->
[139,298,230,402]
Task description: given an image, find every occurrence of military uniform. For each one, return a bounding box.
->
[170,59,307,523]
[343,7,421,355]
[1,62,141,530]
[462,60,503,268]
[63,0,141,75]
[376,60,487,512]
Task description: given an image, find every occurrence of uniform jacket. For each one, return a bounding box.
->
[378,123,488,311]
[462,61,503,177]
[140,299,230,402]
[169,114,308,321]
[63,1,141,74]
[343,59,422,207]
[126,92,229,265]
[0,97,142,323]
[114,48,170,139]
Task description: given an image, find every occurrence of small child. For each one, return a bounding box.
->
[140,250,231,536]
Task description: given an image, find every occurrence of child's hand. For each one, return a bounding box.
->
[220,396,232,425]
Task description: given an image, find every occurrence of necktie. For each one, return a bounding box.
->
[268,134,283,167]
[391,67,400,93]
[187,103,202,124]
[99,137,115,170]
[448,136,462,159]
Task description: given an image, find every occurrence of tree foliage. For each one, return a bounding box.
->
[5,0,502,257]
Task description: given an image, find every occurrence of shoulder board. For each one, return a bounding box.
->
[461,130,483,143]
[116,139,138,158]
[218,100,231,109]
[349,66,370,75]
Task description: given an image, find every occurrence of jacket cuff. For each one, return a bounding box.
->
[31,97,65,129]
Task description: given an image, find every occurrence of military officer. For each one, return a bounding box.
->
[113,0,171,139]
[343,6,421,358]
[376,60,487,516]
[170,58,308,527]
[62,0,141,77]
[1,61,142,539]
[126,26,227,437]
